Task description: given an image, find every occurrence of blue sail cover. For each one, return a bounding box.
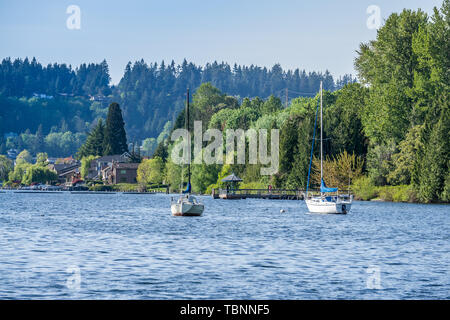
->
[182,182,191,194]
[321,179,338,193]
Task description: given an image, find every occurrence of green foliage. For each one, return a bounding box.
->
[80,155,99,179]
[351,176,378,201]
[111,183,140,192]
[35,152,48,166]
[311,151,364,190]
[44,131,86,157]
[204,164,233,194]
[278,114,313,189]
[377,185,416,202]
[191,159,220,194]
[103,103,128,155]
[142,138,157,157]
[355,8,429,143]
[261,95,283,114]
[153,141,169,163]
[352,177,417,202]
[77,119,105,158]
[192,83,240,127]
[0,155,13,181]
[89,184,114,192]
[16,150,33,164]
[239,181,268,190]
[388,125,424,185]
[353,1,449,202]
[366,141,396,186]
[165,159,183,192]
[8,162,31,183]
[1,57,351,148]
[22,165,58,185]
[414,106,449,203]
[8,126,85,157]
[323,83,368,157]
[137,157,164,186]
[441,164,450,202]
[156,121,172,145]
[114,60,346,140]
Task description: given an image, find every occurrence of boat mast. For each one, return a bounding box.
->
[186,88,191,188]
[320,81,323,187]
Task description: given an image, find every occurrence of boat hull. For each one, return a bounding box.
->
[305,199,351,214]
[171,202,204,216]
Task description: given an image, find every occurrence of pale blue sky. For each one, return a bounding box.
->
[0,0,442,84]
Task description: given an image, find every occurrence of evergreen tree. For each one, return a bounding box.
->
[415,107,449,202]
[103,103,128,155]
[35,124,44,155]
[153,141,169,163]
[77,119,105,158]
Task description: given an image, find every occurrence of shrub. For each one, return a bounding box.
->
[111,183,140,192]
[351,176,378,200]
[89,184,113,192]
[239,181,269,190]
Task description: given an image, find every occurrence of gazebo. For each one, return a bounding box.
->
[221,173,243,191]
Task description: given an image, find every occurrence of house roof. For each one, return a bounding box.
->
[95,154,128,163]
[113,163,140,169]
[221,173,243,182]
[50,162,80,174]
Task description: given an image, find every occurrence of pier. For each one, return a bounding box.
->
[213,188,304,200]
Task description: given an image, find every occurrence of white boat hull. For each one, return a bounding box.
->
[171,202,204,216]
[305,199,351,214]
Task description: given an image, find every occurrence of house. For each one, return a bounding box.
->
[98,161,140,184]
[7,149,18,160]
[48,162,81,184]
[101,165,112,182]
[88,153,130,179]
[108,163,139,184]
[89,94,106,102]
[32,93,54,99]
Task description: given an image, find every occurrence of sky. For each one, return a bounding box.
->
[0,0,443,84]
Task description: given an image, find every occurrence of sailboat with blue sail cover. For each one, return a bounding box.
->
[305,81,353,214]
[170,89,204,216]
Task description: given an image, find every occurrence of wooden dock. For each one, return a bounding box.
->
[213,188,304,200]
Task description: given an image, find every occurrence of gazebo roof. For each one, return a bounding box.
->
[221,173,243,182]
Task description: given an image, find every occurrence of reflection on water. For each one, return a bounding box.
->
[0,192,448,299]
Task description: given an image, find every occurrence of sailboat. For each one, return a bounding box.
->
[170,89,205,216]
[305,81,353,214]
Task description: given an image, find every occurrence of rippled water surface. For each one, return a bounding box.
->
[0,191,448,299]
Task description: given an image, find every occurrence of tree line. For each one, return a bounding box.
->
[0,57,111,97]
[0,57,355,156]
[116,59,355,140]
[147,1,448,203]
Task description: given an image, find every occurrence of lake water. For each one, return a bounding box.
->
[0,191,448,299]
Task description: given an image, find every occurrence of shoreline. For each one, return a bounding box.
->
[1,188,448,204]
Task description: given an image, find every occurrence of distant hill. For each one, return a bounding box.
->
[0,57,355,142]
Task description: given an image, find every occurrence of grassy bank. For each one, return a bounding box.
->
[352,177,417,202]
[88,183,168,192]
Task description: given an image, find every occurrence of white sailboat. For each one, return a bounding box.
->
[305,81,353,214]
[171,88,205,216]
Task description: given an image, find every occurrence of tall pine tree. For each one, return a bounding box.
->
[77,119,105,158]
[103,103,128,155]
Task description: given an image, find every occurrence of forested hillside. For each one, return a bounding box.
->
[115,60,354,139]
[0,57,354,156]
